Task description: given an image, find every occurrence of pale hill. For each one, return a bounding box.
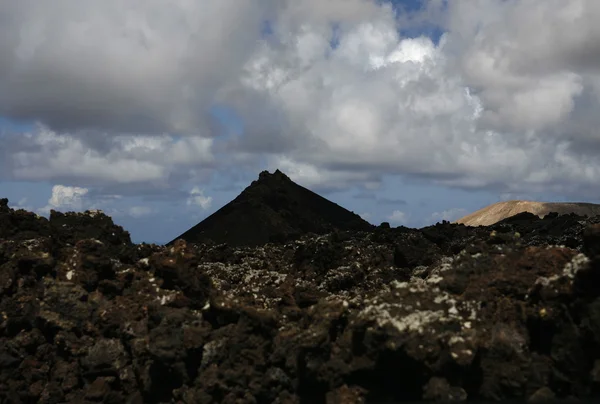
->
[455,200,600,226]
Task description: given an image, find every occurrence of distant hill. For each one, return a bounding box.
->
[168,170,373,246]
[455,200,600,226]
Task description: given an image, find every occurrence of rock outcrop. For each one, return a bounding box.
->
[456,200,600,226]
[2,194,600,402]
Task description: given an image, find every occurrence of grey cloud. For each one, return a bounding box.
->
[354,192,407,205]
[0,127,215,194]
[378,197,408,205]
[0,0,271,135]
[5,0,600,204]
[218,0,600,199]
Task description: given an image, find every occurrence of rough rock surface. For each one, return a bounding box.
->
[456,200,600,226]
[2,196,600,403]
[168,170,373,247]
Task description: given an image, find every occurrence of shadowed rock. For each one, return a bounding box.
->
[3,196,600,402]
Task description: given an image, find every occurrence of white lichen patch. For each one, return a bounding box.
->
[243,269,287,288]
[110,258,123,270]
[357,285,479,336]
[201,340,225,368]
[436,256,456,272]
[86,209,103,218]
[366,306,446,334]
[391,280,409,289]
[198,258,292,310]
[448,335,465,345]
[530,252,590,292]
[562,253,589,278]
[426,274,444,284]
[22,239,41,251]
[417,256,456,285]
[137,258,150,268]
[158,292,177,305]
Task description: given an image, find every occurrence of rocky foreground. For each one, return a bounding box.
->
[2,199,600,403]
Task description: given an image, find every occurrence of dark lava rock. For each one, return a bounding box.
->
[49,209,132,247]
[168,169,373,247]
[3,193,600,403]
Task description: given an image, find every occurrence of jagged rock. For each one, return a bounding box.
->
[49,209,132,247]
[2,189,600,402]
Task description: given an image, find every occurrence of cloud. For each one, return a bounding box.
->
[37,184,89,214]
[388,210,407,224]
[1,126,214,191]
[223,0,600,198]
[4,0,600,203]
[353,192,407,205]
[447,1,590,133]
[429,208,468,223]
[128,206,154,218]
[0,0,273,136]
[267,156,381,192]
[32,184,158,219]
[48,185,89,209]
[187,187,212,210]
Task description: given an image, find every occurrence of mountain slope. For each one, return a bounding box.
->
[168,170,373,246]
[455,200,600,226]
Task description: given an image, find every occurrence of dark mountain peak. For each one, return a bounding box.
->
[258,168,288,180]
[254,169,292,187]
[169,170,373,246]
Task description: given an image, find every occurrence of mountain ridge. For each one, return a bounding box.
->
[456,200,600,226]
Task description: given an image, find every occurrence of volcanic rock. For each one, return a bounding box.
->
[168,170,373,246]
[3,196,600,402]
[456,200,600,226]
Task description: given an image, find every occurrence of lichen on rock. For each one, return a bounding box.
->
[2,195,600,402]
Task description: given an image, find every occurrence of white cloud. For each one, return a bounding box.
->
[37,184,89,214]
[448,1,588,133]
[223,0,600,198]
[268,155,380,191]
[0,0,272,136]
[3,0,600,201]
[187,187,212,210]
[3,125,214,187]
[33,185,157,219]
[388,210,407,224]
[48,185,89,209]
[227,11,494,186]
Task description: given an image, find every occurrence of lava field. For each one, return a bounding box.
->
[2,172,600,403]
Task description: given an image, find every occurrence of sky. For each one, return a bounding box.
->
[2,0,600,244]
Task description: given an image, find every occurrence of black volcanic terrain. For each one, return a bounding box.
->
[3,177,600,402]
[169,169,373,246]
